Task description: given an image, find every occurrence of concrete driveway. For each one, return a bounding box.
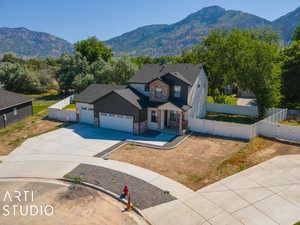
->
[8,123,176,159]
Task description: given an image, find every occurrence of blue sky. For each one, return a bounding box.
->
[0,0,299,43]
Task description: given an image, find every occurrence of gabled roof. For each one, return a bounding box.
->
[113,87,148,110]
[129,64,203,84]
[74,84,125,104]
[162,72,192,86]
[0,89,33,110]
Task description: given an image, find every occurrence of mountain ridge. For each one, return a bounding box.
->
[0,27,74,59]
[105,5,299,57]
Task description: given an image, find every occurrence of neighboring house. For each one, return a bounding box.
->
[74,64,208,135]
[0,89,33,129]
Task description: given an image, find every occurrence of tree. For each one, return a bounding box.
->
[74,37,113,63]
[292,26,300,41]
[0,62,45,93]
[111,55,138,84]
[226,29,281,118]
[57,53,91,92]
[190,29,231,99]
[281,41,300,109]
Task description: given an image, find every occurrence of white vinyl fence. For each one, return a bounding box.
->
[189,118,256,140]
[48,95,77,122]
[190,104,300,142]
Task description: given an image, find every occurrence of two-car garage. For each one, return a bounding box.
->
[99,113,133,133]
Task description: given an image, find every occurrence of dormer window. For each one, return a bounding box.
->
[155,87,162,98]
[174,86,181,98]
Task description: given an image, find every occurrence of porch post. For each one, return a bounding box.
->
[179,111,183,135]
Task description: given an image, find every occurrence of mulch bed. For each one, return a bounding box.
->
[66,163,176,209]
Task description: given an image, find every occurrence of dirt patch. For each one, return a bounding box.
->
[109,134,247,190]
[0,111,66,155]
[109,135,300,191]
[0,179,147,225]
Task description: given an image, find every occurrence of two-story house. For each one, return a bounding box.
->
[74,64,208,135]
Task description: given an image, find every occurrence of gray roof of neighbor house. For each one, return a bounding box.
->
[128,64,203,84]
[74,84,125,104]
[0,89,33,110]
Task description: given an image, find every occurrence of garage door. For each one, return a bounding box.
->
[99,113,133,133]
[79,107,94,124]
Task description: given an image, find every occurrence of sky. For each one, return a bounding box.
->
[0,0,299,43]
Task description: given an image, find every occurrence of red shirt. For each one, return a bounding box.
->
[123,186,129,195]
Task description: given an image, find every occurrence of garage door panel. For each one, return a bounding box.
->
[99,113,133,133]
[80,109,94,124]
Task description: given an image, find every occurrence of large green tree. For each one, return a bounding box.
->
[227,30,281,118]
[74,37,113,63]
[281,41,300,109]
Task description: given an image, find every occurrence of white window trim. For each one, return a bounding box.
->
[174,85,181,98]
[155,87,163,98]
[13,107,18,116]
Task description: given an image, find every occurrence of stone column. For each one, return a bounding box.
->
[157,110,162,130]
[179,111,183,135]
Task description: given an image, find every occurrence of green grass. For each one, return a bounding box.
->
[63,175,84,183]
[206,112,259,125]
[207,95,238,105]
[294,222,300,225]
[27,92,65,115]
[63,104,76,110]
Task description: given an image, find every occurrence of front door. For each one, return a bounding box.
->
[164,110,168,128]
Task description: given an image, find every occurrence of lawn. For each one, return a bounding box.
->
[63,104,76,111]
[0,92,68,155]
[280,119,300,127]
[27,92,66,114]
[207,95,238,105]
[205,112,259,124]
[108,135,300,190]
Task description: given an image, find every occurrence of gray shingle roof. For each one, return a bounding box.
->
[74,84,125,104]
[0,89,33,110]
[129,64,203,84]
[113,88,148,110]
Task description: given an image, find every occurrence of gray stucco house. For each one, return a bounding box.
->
[0,89,33,129]
[74,64,208,135]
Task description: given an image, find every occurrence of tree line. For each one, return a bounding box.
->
[0,27,300,118]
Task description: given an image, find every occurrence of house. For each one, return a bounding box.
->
[74,64,208,135]
[0,89,33,129]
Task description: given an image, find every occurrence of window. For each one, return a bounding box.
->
[170,111,177,121]
[151,110,157,123]
[155,87,162,98]
[174,86,181,98]
[13,108,17,116]
[144,84,149,92]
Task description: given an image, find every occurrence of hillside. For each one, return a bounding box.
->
[272,7,300,42]
[105,6,272,57]
[0,27,74,58]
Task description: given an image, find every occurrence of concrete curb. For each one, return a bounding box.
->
[59,178,154,225]
[99,133,192,158]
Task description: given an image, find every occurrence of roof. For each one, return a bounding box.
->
[113,87,148,110]
[0,89,33,110]
[74,84,125,104]
[128,64,203,85]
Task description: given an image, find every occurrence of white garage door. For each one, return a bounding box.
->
[99,113,133,133]
[79,107,94,124]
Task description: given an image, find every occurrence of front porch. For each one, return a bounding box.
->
[147,102,189,135]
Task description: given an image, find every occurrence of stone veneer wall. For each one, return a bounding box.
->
[149,79,169,102]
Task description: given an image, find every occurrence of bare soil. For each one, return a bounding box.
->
[109,135,300,191]
[0,179,147,225]
[0,111,66,156]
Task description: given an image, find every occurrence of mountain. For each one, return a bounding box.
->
[272,7,300,42]
[105,6,272,57]
[0,27,74,59]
